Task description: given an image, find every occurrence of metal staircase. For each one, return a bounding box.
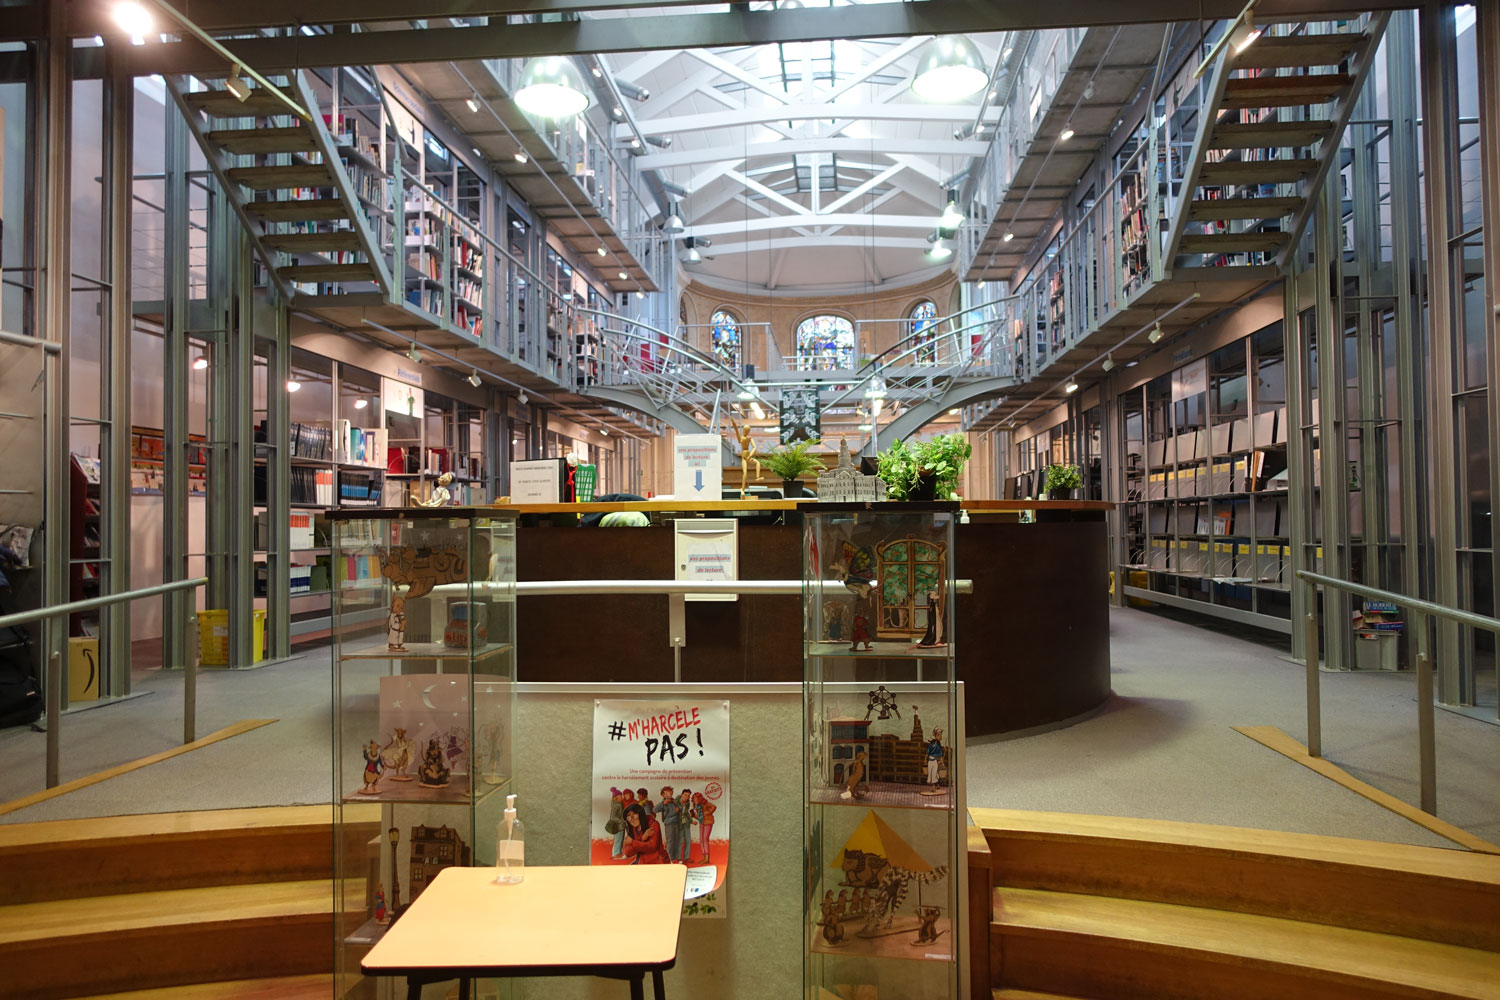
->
[1164,13,1390,276]
[164,73,394,303]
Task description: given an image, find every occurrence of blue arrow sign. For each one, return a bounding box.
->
[694,470,704,492]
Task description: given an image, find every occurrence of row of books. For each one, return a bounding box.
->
[339,475,381,503]
[254,465,334,505]
[1144,539,1320,582]
[337,553,383,587]
[386,446,455,476]
[337,422,386,468]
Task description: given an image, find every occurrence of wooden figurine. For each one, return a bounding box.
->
[729,417,760,498]
[420,471,455,507]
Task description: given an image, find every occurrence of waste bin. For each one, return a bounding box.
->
[1354,629,1400,671]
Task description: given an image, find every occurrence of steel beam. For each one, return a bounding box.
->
[162,93,192,674]
[103,44,134,695]
[1479,0,1500,715]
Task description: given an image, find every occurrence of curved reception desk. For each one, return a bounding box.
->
[506,499,1112,739]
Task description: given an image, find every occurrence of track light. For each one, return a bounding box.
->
[518,391,529,406]
[645,135,672,148]
[286,379,301,393]
[112,1,153,36]
[1102,355,1115,372]
[465,93,480,113]
[611,105,624,117]
[599,426,610,436]
[911,35,988,101]
[629,138,641,149]
[1003,231,1015,242]
[616,80,650,101]
[468,370,483,388]
[590,65,603,78]
[1148,323,1164,344]
[192,355,209,371]
[1232,13,1263,53]
[354,398,368,410]
[225,66,251,103]
[1059,125,1076,142]
[953,123,976,141]
[515,57,591,117]
[407,342,422,363]
[661,181,688,198]
[1064,381,1079,394]
[597,245,607,256]
[617,271,629,281]
[513,151,528,164]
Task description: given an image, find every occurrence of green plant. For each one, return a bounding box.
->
[760,437,824,480]
[1044,463,1083,493]
[878,433,972,501]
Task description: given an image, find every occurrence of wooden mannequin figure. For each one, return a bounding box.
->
[729,417,760,498]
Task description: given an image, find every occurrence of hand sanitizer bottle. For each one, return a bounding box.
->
[495,793,525,884]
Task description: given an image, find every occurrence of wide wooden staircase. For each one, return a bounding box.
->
[1165,13,1390,277]
[0,805,377,999]
[972,808,1500,1000]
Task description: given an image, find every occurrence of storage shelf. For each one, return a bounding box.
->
[805,640,953,660]
[339,773,511,807]
[338,639,514,663]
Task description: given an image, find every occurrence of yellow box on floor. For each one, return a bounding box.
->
[197,609,265,666]
[67,638,99,702]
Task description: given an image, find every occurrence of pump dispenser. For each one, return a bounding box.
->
[495,793,525,884]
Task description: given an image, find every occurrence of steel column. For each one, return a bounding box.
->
[162,91,192,674]
[1478,0,1500,720]
[1285,276,1310,661]
[1314,175,1350,670]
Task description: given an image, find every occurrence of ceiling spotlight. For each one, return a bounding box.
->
[645,134,672,148]
[513,151,528,164]
[112,1,153,36]
[749,401,766,420]
[683,246,702,264]
[465,93,481,113]
[737,382,757,400]
[1148,323,1164,344]
[939,198,964,229]
[192,355,209,371]
[468,370,483,388]
[635,291,645,299]
[1102,355,1115,372]
[1064,381,1079,394]
[661,180,688,198]
[911,35,988,101]
[590,65,603,79]
[616,80,650,101]
[515,57,591,118]
[611,105,624,117]
[1232,13,1263,53]
[948,408,961,415]
[953,123,976,141]
[518,391,529,406]
[1003,231,1015,242]
[927,238,953,261]
[987,88,998,101]
[406,342,422,363]
[354,398,368,410]
[286,379,301,393]
[1083,81,1096,101]
[1059,125,1076,142]
[617,271,629,281]
[599,426,610,436]
[630,138,641,149]
[225,66,252,103]
[596,245,607,256]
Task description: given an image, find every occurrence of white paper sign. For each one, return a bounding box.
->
[382,377,423,418]
[673,433,723,500]
[510,459,562,503]
[674,519,737,603]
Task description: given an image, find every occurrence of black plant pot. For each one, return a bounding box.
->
[782,479,805,498]
[908,474,939,502]
[1048,487,1074,500]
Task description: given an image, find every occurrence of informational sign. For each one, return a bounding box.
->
[674,518,738,603]
[673,433,722,499]
[510,459,563,503]
[382,377,423,418]
[780,387,821,444]
[1172,359,1207,401]
[591,698,730,917]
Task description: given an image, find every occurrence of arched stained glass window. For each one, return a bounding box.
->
[909,300,937,364]
[710,309,741,370]
[795,315,855,371]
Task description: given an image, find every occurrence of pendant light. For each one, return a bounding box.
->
[911,35,988,102]
[515,57,590,118]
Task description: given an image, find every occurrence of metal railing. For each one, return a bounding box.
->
[0,576,208,789]
[1297,569,1500,816]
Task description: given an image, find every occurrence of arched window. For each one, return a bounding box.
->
[795,315,855,371]
[710,309,741,370]
[909,300,937,364]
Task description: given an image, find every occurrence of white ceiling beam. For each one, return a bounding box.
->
[825,36,928,100]
[821,162,906,215]
[616,49,678,83]
[683,213,941,238]
[734,193,817,240]
[619,102,997,138]
[695,234,933,256]
[637,137,987,170]
[683,157,748,197]
[820,187,906,238]
[686,48,792,105]
[726,169,813,217]
[766,249,789,290]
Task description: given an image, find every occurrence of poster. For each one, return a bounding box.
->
[592,699,729,916]
[673,433,723,499]
[780,387,821,444]
[674,518,737,603]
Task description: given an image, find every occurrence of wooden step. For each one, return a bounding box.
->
[1179,232,1289,254]
[246,199,352,223]
[993,888,1500,1000]
[225,164,334,191]
[206,127,319,155]
[277,263,379,283]
[0,804,379,904]
[0,880,341,998]
[1209,119,1336,148]
[1220,73,1353,109]
[262,231,363,254]
[972,808,1500,952]
[994,991,1091,1000]
[1230,33,1365,70]
[1198,157,1317,185]
[1187,196,1303,220]
[76,974,333,1000]
[181,89,293,118]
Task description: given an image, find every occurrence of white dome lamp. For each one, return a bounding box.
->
[911,35,988,102]
[515,57,591,118]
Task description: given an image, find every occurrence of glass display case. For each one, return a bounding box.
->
[802,504,964,999]
[330,508,517,998]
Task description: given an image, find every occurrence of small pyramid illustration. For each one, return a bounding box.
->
[832,810,932,873]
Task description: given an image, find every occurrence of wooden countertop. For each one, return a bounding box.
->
[491,499,1112,514]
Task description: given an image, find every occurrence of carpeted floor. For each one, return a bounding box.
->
[2,607,1496,847]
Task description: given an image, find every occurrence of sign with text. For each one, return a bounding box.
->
[673,433,723,499]
[1172,359,1208,402]
[510,458,563,503]
[674,518,737,603]
[382,378,423,418]
[591,698,729,917]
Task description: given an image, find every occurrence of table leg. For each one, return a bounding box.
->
[652,968,666,998]
[405,979,423,1000]
[629,973,645,1000]
[459,978,471,1000]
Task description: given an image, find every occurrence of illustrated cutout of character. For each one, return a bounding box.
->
[926,727,945,786]
[381,727,414,781]
[359,740,385,794]
[386,595,407,653]
[914,905,943,944]
[417,737,451,788]
[841,749,867,800]
[863,685,901,722]
[622,803,671,864]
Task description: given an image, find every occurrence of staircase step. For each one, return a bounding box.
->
[225,164,334,191]
[262,231,364,254]
[992,888,1500,1000]
[1179,232,1289,254]
[0,880,338,998]
[1187,197,1303,220]
[1198,158,1317,185]
[0,804,378,904]
[206,127,319,155]
[181,89,294,118]
[1220,73,1354,109]
[1209,119,1336,148]
[1230,33,1365,70]
[76,974,333,1000]
[278,263,379,283]
[246,199,352,223]
[994,991,1092,1000]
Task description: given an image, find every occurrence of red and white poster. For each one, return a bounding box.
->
[591,699,729,916]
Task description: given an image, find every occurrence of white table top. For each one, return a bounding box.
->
[362,865,688,978]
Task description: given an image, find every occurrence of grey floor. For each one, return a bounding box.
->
[2,607,1497,848]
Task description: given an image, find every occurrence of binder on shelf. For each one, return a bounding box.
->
[1237,543,1254,578]
[1148,506,1170,533]
[1230,417,1251,453]
[290,512,315,550]
[1272,406,1288,445]
[1253,410,1276,450]
[1210,422,1232,456]
[1192,428,1209,463]
[1210,462,1232,493]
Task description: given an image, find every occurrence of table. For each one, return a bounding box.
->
[361,865,688,1000]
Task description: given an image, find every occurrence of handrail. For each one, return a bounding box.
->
[1295,569,1500,817]
[4,575,208,790]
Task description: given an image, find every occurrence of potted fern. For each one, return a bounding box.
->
[1043,463,1083,500]
[760,438,823,497]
